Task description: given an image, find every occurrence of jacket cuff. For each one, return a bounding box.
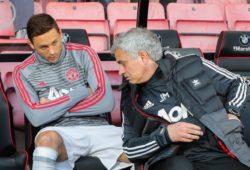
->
[225,105,242,116]
[155,125,172,147]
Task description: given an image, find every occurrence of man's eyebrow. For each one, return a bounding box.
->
[117,60,125,64]
[39,44,48,48]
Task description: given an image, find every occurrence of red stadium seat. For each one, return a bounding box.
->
[0,75,27,170]
[0,1,15,37]
[0,62,24,130]
[107,2,168,39]
[0,39,32,54]
[167,3,227,53]
[205,0,247,14]
[101,60,122,126]
[113,19,169,40]
[225,4,250,31]
[205,0,247,5]
[34,0,57,13]
[34,1,43,14]
[46,2,110,52]
[176,0,196,3]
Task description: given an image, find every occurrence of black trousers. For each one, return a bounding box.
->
[150,156,250,170]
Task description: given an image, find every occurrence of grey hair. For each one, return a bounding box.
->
[111,28,163,61]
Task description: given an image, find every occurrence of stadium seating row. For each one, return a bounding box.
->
[2,1,250,53]
[1,28,250,169]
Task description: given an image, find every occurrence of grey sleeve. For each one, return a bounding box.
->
[201,58,248,114]
[13,70,90,127]
[66,47,115,116]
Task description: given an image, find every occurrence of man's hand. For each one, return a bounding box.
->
[40,97,49,104]
[118,152,130,163]
[167,122,203,143]
[227,113,240,121]
[87,87,94,96]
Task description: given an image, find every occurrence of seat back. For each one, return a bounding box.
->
[0,73,16,156]
[176,0,197,3]
[0,39,32,54]
[205,0,247,12]
[35,0,57,13]
[167,3,227,53]
[0,73,27,169]
[151,29,182,48]
[0,62,24,130]
[61,29,90,45]
[215,31,250,146]
[205,0,247,5]
[0,0,15,37]
[101,59,122,126]
[107,2,167,39]
[46,2,110,51]
[34,1,43,14]
[215,31,250,78]
[225,4,250,31]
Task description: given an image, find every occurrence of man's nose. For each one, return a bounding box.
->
[49,46,55,54]
[119,66,125,76]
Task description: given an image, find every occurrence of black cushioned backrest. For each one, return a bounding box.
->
[0,74,16,156]
[151,29,182,48]
[62,29,90,45]
[215,31,250,77]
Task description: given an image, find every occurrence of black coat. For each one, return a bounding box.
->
[121,51,250,167]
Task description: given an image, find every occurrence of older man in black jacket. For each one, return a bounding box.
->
[111,28,250,170]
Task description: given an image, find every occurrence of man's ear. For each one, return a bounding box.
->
[59,28,62,35]
[27,39,34,50]
[138,50,150,63]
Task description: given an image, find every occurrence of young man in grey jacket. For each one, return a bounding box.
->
[13,13,131,170]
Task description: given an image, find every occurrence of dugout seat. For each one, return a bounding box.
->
[61,29,90,45]
[151,30,181,48]
[46,2,110,52]
[107,2,168,40]
[215,31,250,77]
[0,74,27,170]
[34,1,43,14]
[0,0,15,38]
[205,0,247,6]
[167,3,227,53]
[225,4,250,31]
[214,31,250,145]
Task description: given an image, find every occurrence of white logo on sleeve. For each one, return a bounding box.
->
[48,87,74,100]
[143,100,154,109]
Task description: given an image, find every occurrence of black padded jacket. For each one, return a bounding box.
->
[121,51,250,167]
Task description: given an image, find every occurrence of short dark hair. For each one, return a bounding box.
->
[26,13,60,43]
